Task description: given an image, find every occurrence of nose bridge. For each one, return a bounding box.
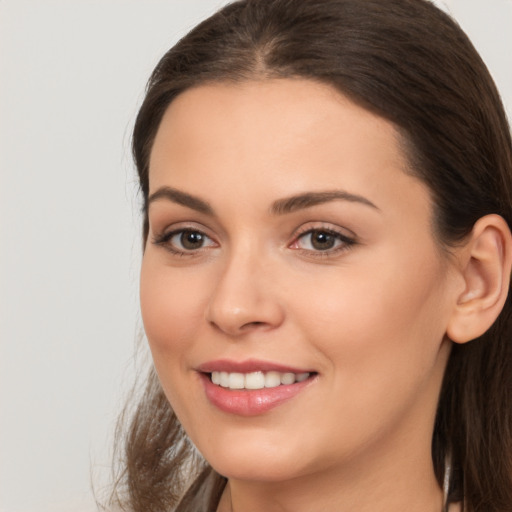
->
[205,236,284,335]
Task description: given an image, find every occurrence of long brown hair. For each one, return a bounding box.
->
[111,1,512,510]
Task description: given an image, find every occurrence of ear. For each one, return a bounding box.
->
[447,214,512,344]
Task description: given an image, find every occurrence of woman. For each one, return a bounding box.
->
[111,1,512,510]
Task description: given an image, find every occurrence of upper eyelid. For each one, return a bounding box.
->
[292,222,357,240]
[292,228,356,245]
[151,228,218,258]
[289,223,359,250]
[154,226,215,242]
[151,220,216,238]
[151,220,358,247]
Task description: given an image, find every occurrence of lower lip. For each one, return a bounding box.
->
[200,373,315,416]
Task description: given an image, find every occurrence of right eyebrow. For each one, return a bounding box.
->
[270,190,379,215]
[146,186,214,216]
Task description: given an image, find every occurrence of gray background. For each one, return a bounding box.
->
[1,1,511,511]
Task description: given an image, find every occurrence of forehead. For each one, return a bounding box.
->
[148,79,430,223]
[150,79,404,171]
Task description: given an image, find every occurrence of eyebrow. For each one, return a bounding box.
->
[147,186,214,215]
[270,190,379,215]
[146,186,378,216]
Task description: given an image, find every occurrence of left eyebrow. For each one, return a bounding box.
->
[147,186,214,216]
[270,190,379,215]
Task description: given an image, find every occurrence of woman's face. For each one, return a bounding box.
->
[141,79,461,484]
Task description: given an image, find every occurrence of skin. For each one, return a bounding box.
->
[141,79,467,511]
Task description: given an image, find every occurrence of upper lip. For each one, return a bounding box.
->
[197,358,314,374]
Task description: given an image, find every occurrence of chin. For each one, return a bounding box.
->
[211,457,303,483]
[198,435,308,482]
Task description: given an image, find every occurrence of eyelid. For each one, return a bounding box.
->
[292,222,357,240]
[289,223,358,256]
[151,222,219,256]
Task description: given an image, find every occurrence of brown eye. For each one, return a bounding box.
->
[290,227,356,255]
[180,230,206,250]
[298,229,339,251]
[153,228,217,254]
[309,230,336,250]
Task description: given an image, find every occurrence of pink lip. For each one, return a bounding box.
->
[197,359,317,417]
[197,358,312,374]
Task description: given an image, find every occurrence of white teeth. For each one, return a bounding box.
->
[210,370,311,390]
[296,372,309,382]
[280,372,295,385]
[264,371,281,388]
[220,371,230,387]
[245,371,265,389]
[228,372,245,389]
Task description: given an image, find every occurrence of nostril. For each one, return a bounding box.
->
[241,321,266,329]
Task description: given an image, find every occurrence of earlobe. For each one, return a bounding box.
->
[447,214,512,344]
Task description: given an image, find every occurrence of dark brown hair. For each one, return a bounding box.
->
[112,1,512,510]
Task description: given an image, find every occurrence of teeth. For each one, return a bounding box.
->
[296,372,309,382]
[280,372,295,385]
[220,371,230,387]
[245,371,265,389]
[264,371,281,388]
[228,372,245,389]
[210,370,311,390]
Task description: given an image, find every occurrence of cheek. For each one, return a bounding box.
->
[296,247,451,378]
[286,252,452,456]
[139,256,213,426]
[140,256,205,361]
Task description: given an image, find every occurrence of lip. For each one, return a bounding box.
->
[197,358,313,374]
[197,359,317,416]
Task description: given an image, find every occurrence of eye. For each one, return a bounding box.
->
[172,230,211,250]
[153,228,217,254]
[300,230,339,251]
[290,228,356,254]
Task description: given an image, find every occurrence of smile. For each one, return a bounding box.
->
[210,370,310,390]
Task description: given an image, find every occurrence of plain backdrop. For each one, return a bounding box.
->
[0,1,511,511]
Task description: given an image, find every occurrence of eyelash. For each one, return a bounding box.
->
[152,228,218,257]
[289,226,357,257]
[151,225,357,258]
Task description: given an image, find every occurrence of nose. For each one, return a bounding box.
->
[205,250,285,337]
